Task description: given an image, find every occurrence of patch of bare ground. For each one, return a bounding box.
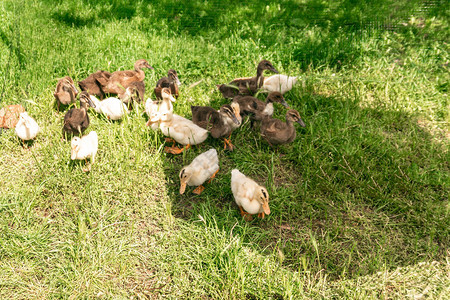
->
[122,265,170,299]
[273,159,304,191]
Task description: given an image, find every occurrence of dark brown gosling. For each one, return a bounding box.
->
[78,70,111,100]
[99,59,153,95]
[260,109,306,146]
[155,69,181,99]
[54,76,79,111]
[218,60,279,98]
[233,91,289,124]
[62,91,96,139]
[216,83,240,99]
[191,102,241,151]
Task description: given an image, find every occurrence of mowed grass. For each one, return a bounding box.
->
[0,0,449,298]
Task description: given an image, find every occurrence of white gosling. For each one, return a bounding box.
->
[15,112,39,142]
[158,104,208,154]
[231,169,270,221]
[179,148,219,195]
[145,87,176,129]
[262,74,298,95]
[89,95,128,120]
[144,99,161,130]
[70,131,98,172]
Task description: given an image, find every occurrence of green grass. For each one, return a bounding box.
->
[1,0,449,298]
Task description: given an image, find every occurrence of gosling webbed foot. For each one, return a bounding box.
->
[164,144,190,155]
[207,168,219,184]
[238,206,253,221]
[223,138,235,151]
[192,185,205,195]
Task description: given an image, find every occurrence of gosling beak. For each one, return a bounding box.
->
[71,84,79,95]
[281,100,290,109]
[179,181,187,194]
[234,110,241,124]
[270,67,280,74]
[175,77,181,86]
[146,63,154,70]
[262,202,271,215]
[297,118,306,127]
[230,113,240,125]
[87,96,96,108]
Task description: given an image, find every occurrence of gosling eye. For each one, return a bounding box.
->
[261,189,268,199]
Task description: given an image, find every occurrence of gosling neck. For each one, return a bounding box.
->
[70,89,77,102]
[256,66,265,88]
[285,117,294,127]
[263,102,274,116]
[80,101,89,112]
[134,67,145,81]
[161,97,174,112]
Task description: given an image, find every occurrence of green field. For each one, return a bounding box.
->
[0,0,449,298]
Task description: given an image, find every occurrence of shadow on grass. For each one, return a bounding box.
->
[43,0,433,71]
[45,0,428,34]
[49,0,137,27]
[143,0,425,35]
[9,0,442,82]
[168,81,449,280]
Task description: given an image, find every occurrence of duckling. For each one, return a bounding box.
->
[159,109,208,154]
[54,76,79,111]
[218,60,279,98]
[262,74,298,95]
[233,92,289,127]
[62,92,96,138]
[260,109,306,146]
[0,104,25,129]
[89,95,129,121]
[155,69,181,99]
[145,87,176,128]
[78,71,111,100]
[216,83,240,99]
[99,59,153,95]
[231,169,270,221]
[145,99,162,130]
[179,148,219,195]
[15,112,39,144]
[70,131,98,172]
[191,102,241,150]
[119,81,145,106]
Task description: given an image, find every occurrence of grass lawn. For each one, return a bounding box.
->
[0,0,449,298]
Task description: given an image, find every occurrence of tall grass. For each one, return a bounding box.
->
[0,0,449,298]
